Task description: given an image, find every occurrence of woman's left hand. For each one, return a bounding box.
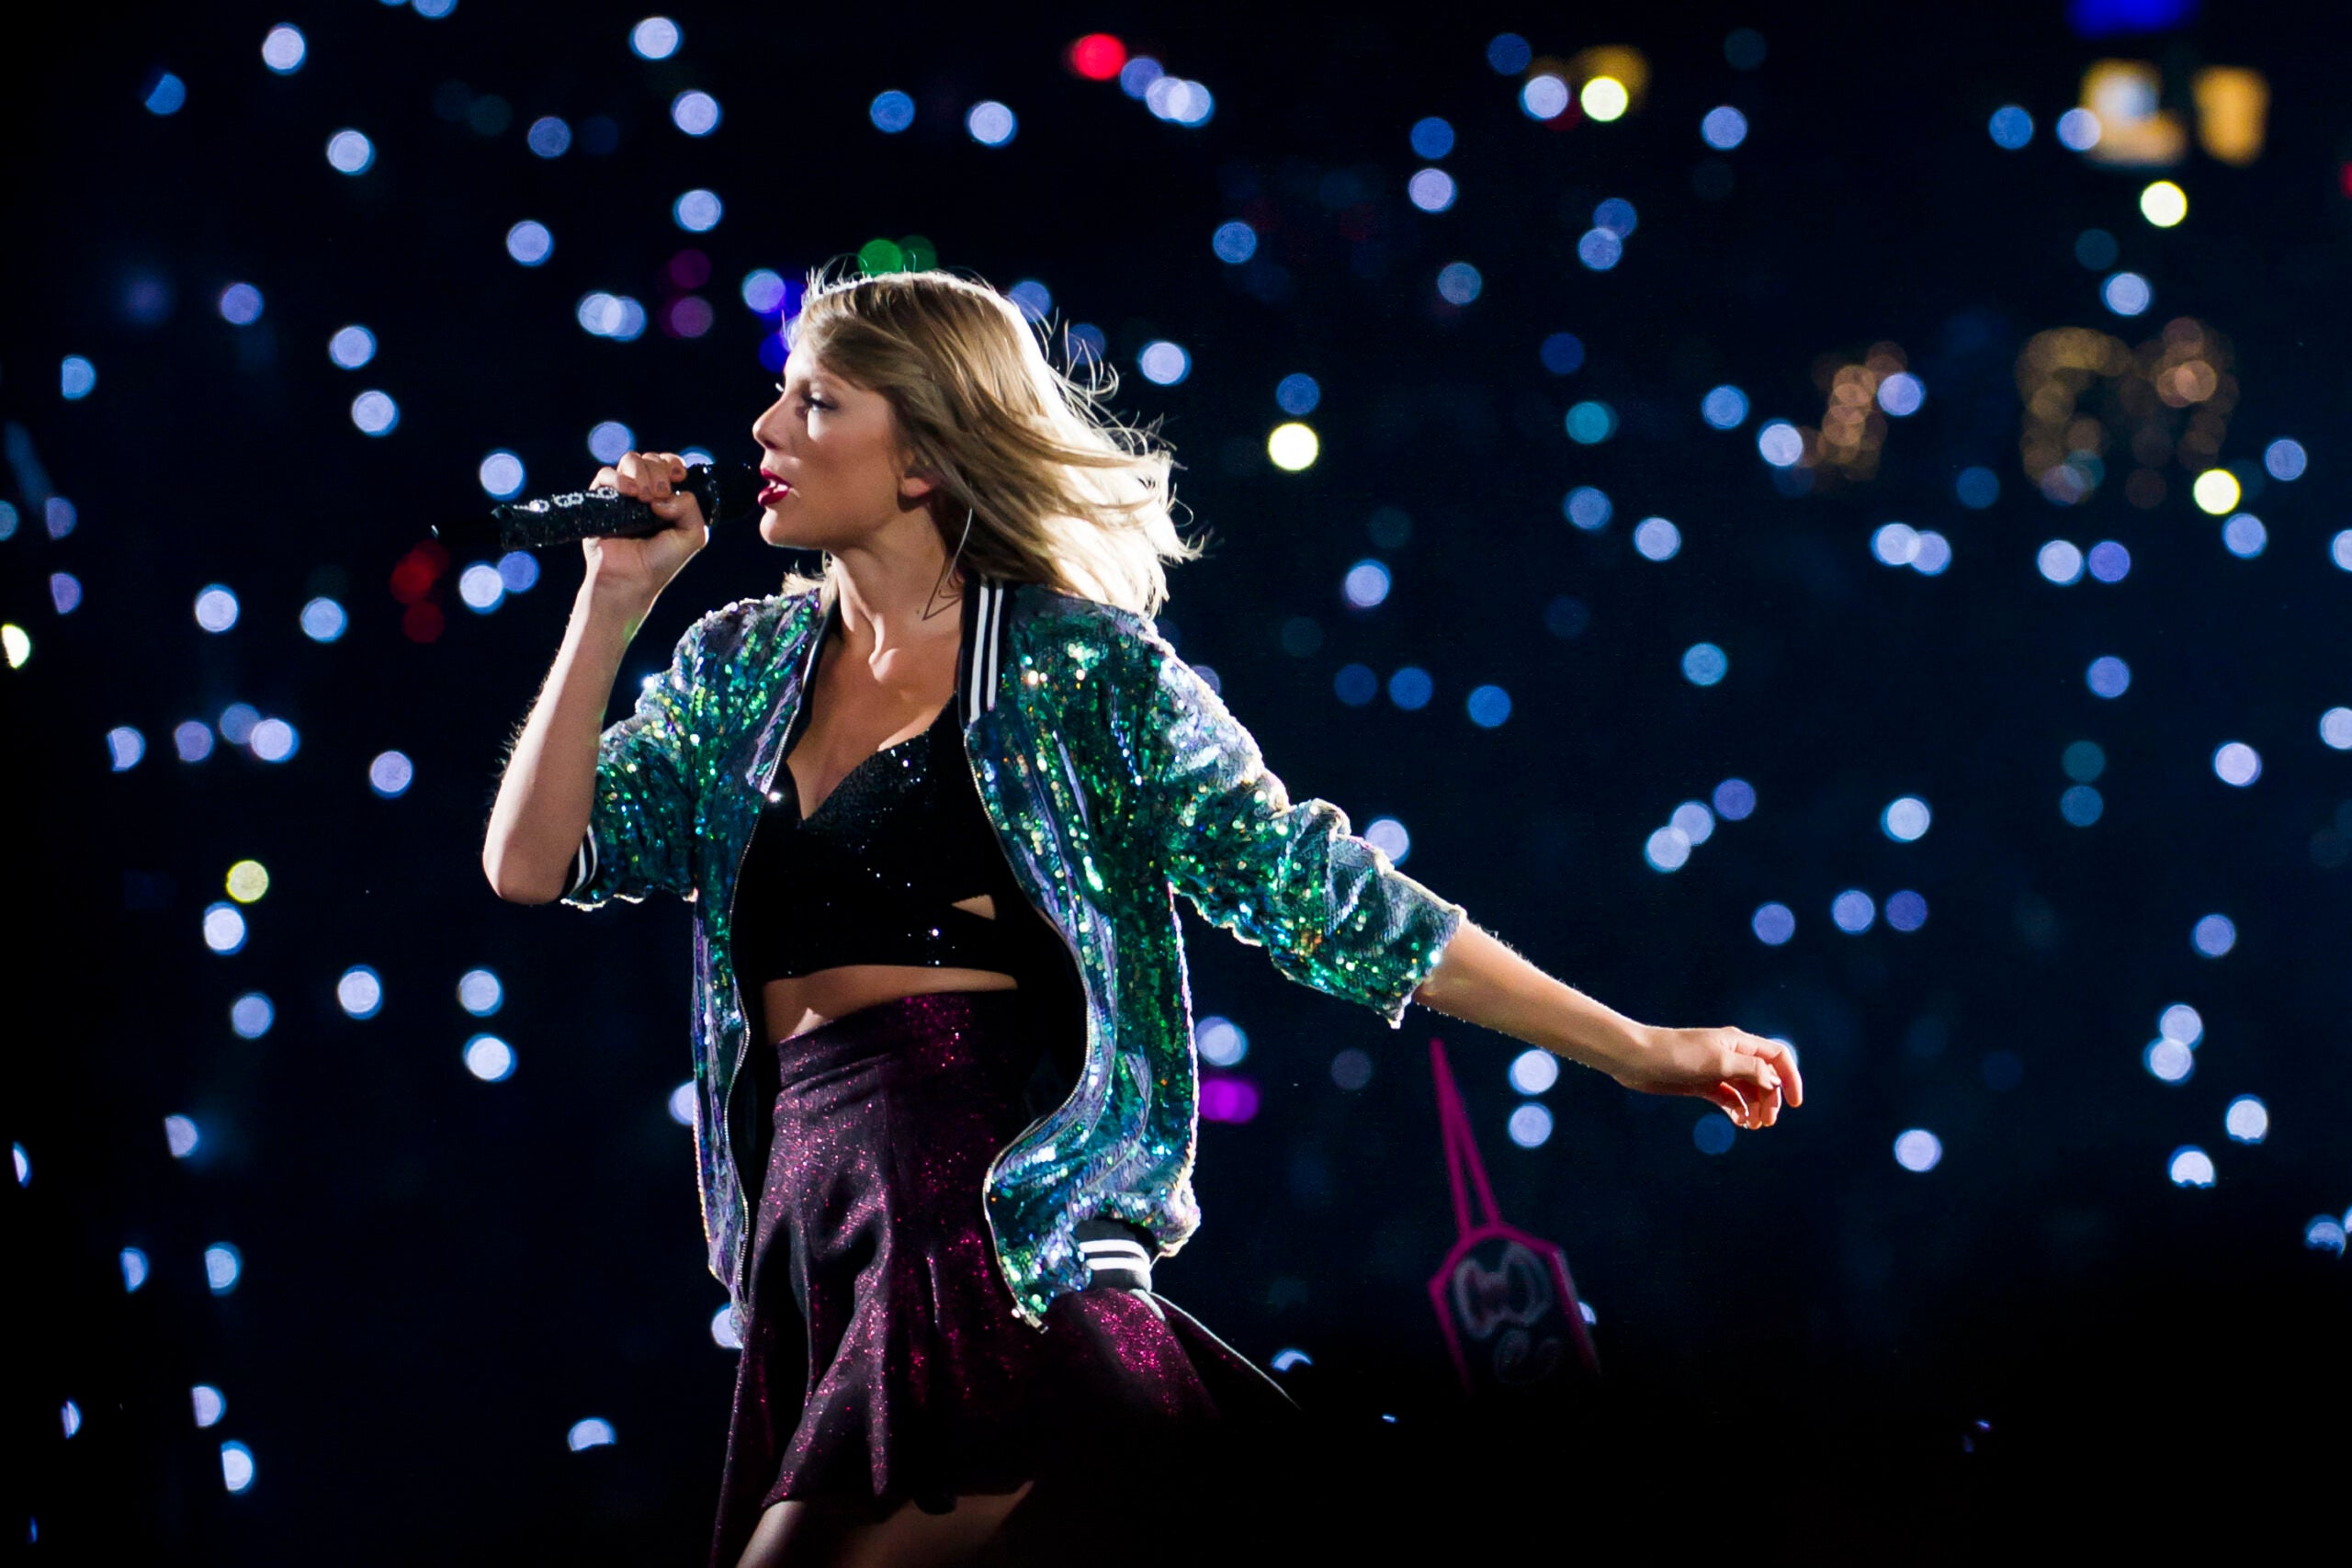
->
[1611,1025,1804,1131]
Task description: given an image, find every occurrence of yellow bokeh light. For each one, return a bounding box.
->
[2140,180,2188,227]
[2190,468,2240,515]
[1267,423,1319,472]
[1,625,28,668]
[226,860,271,904]
[1580,76,1629,122]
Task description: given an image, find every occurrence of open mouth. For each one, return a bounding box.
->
[758,478,793,506]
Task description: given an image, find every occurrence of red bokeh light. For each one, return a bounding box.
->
[1067,33,1125,81]
[389,541,447,605]
[664,248,712,291]
[401,602,445,643]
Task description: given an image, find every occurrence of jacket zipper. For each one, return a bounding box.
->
[719,590,836,1305]
[959,580,1098,1326]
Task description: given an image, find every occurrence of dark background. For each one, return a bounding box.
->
[5,1,2346,1559]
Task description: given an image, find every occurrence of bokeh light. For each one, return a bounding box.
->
[967,102,1017,146]
[261,25,306,73]
[350,390,400,436]
[1701,106,1748,150]
[1702,386,1748,428]
[2190,914,2236,958]
[2190,469,2240,514]
[326,130,375,175]
[1195,1016,1249,1067]
[2211,741,2261,787]
[2223,1095,2268,1144]
[205,1243,242,1294]
[194,586,240,634]
[300,597,346,641]
[1408,169,1457,212]
[1507,1103,1555,1147]
[164,1115,200,1159]
[1137,341,1189,385]
[2262,438,2305,480]
[220,1441,255,1494]
[2167,1146,2215,1188]
[337,966,384,1019]
[1681,643,1727,687]
[1508,1049,1559,1095]
[369,751,414,797]
[1268,423,1319,471]
[464,1035,516,1082]
[2102,272,2151,316]
[671,91,719,137]
[505,221,553,265]
[61,355,96,399]
[567,1418,616,1451]
[630,17,680,59]
[1987,106,2033,148]
[202,903,247,954]
[328,325,376,368]
[231,993,274,1039]
[1894,1129,1943,1171]
[217,285,264,328]
[2139,180,2188,227]
[869,91,915,133]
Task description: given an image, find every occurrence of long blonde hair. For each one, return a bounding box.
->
[780,265,1201,618]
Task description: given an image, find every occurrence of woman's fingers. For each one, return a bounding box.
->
[1752,1032,1804,1106]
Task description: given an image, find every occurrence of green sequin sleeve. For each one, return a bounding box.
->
[560,613,712,910]
[1108,617,1466,1027]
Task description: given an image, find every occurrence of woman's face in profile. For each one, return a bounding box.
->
[749,355,931,552]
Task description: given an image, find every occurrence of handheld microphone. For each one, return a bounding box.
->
[433,462,760,554]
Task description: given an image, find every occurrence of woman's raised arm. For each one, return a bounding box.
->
[481,451,707,904]
[1410,921,1804,1130]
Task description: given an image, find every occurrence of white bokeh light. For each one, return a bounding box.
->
[568,1418,616,1451]
[2211,741,2261,787]
[1893,1129,1942,1172]
[2167,1145,2216,1188]
[337,966,384,1019]
[1507,1103,1555,1148]
[1882,796,1932,841]
[1508,1049,1560,1095]
[464,1035,516,1082]
[458,969,503,1016]
[369,750,414,797]
[2223,1095,2268,1144]
[1195,1016,1249,1066]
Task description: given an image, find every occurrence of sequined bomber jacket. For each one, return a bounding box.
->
[559,571,1466,1327]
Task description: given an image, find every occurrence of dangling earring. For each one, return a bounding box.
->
[922,504,975,621]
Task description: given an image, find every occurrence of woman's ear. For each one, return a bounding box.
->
[898,458,942,505]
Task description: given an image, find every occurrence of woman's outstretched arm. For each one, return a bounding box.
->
[1410,920,1804,1130]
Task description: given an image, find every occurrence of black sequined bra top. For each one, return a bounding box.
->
[730,699,1057,987]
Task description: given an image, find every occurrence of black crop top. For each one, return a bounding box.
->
[730,699,1064,992]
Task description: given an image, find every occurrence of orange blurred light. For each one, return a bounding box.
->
[2080,60,2185,167]
[1566,45,1649,105]
[1068,33,1126,81]
[2190,66,2267,164]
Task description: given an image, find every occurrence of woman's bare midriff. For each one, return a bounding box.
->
[761,893,1016,1044]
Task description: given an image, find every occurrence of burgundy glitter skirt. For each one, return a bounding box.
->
[708,989,1293,1566]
